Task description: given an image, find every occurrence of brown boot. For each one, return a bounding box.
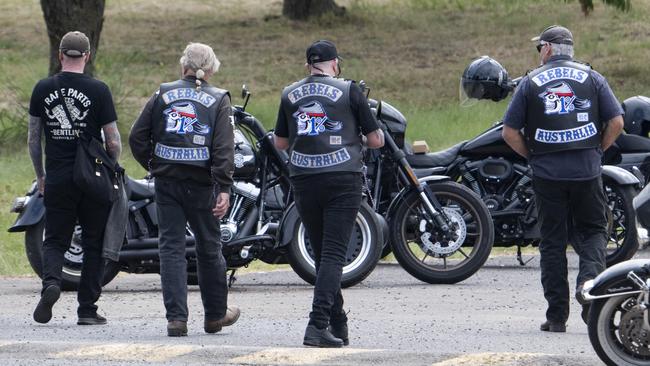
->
[204,306,241,333]
[167,320,188,337]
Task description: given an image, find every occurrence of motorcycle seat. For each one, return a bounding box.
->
[406,141,467,168]
[616,134,650,153]
[127,177,155,200]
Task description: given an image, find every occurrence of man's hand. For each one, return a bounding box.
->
[37,176,45,195]
[212,192,230,219]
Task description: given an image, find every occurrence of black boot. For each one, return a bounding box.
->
[328,322,349,346]
[303,325,344,348]
[33,285,61,324]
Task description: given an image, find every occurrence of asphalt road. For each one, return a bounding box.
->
[3,251,646,366]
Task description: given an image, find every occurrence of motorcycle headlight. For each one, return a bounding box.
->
[10,196,28,213]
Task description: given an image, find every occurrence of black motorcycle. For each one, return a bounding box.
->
[581,182,650,366]
[361,97,495,284]
[8,87,385,290]
[398,57,641,267]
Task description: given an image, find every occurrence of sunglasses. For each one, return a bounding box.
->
[536,42,547,53]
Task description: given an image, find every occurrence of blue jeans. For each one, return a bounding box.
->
[155,178,228,321]
[291,172,362,329]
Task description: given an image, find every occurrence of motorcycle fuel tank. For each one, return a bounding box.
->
[460,123,520,158]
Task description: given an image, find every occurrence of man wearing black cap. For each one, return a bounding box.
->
[28,31,121,325]
[274,40,384,347]
[502,25,624,332]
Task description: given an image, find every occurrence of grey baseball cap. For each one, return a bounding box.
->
[59,31,90,57]
[531,25,573,45]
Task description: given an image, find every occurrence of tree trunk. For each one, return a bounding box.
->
[40,0,106,76]
[283,0,345,20]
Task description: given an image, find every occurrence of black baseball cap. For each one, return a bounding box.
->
[531,25,573,45]
[59,31,90,57]
[306,40,340,64]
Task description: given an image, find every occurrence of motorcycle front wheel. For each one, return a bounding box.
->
[287,201,383,288]
[390,182,494,284]
[588,294,650,366]
[25,220,121,291]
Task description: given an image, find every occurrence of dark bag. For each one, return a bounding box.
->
[73,133,122,204]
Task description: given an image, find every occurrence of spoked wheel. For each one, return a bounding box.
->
[24,220,121,291]
[287,201,383,288]
[589,295,650,366]
[390,182,493,284]
[604,182,638,266]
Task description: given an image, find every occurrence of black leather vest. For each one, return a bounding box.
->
[150,79,228,169]
[525,59,601,154]
[280,76,363,177]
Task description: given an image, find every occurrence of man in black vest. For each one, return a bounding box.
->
[502,25,624,332]
[129,42,239,337]
[29,31,122,326]
[274,40,384,347]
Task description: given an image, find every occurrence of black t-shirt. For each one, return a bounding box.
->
[29,72,117,184]
[274,77,379,138]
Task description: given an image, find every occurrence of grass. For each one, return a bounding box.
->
[1,0,649,275]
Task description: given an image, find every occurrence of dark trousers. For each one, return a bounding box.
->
[291,172,362,329]
[533,176,608,323]
[155,178,228,322]
[42,179,110,317]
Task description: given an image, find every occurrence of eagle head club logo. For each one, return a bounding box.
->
[293,101,342,136]
[538,82,591,115]
[163,102,210,135]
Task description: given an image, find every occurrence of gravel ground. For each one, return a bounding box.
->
[2,250,646,365]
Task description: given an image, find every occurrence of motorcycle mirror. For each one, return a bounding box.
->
[359,80,370,99]
[241,84,251,111]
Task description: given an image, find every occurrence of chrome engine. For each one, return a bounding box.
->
[220,181,260,243]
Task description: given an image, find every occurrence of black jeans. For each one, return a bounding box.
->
[291,172,362,329]
[155,178,228,322]
[42,179,110,317]
[533,176,608,323]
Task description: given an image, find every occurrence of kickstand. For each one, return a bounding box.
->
[516,246,535,266]
[228,269,237,288]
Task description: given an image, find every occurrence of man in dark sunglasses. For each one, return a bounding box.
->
[501,25,624,333]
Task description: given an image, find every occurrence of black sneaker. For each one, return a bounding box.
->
[540,320,566,332]
[303,325,344,348]
[78,314,107,325]
[328,323,349,346]
[33,285,61,324]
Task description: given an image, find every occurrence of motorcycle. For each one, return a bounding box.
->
[7,86,385,290]
[581,182,650,366]
[394,58,641,266]
[362,96,495,284]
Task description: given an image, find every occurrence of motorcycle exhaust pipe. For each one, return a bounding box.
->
[125,236,195,249]
[119,246,197,260]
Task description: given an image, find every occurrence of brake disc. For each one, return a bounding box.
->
[419,207,467,256]
[619,305,650,356]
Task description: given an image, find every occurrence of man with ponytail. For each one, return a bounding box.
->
[129,42,239,337]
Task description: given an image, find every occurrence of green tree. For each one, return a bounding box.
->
[283,0,345,20]
[40,0,106,76]
[576,0,631,15]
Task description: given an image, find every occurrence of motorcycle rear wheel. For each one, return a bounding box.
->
[287,201,383,288]
[604,183,638,266]
[390,182,494,284]
[588,295,650,366]
[25,220,121,291]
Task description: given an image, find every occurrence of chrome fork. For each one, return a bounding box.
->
[627,271,650,331]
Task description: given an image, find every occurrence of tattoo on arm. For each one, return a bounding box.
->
[27,115,44,178]
[102,121,122,160]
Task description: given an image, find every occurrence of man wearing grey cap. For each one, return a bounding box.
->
[502,25,624,332]
[28,31,121,325]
